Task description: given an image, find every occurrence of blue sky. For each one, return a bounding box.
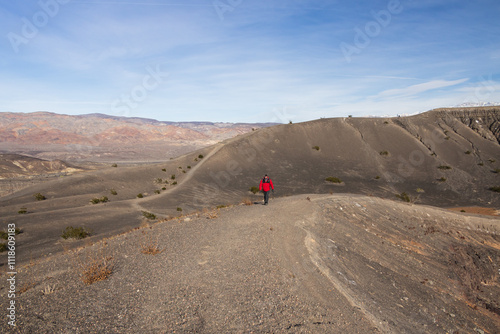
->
[1,0,499,123]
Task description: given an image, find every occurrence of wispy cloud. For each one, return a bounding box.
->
[377,79,470,98]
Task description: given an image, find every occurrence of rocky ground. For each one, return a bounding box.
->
[1,194,498,333]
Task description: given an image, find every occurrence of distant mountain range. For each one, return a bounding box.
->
[0,112,277,162]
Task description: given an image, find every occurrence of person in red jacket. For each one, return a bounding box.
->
[259,174,274,205]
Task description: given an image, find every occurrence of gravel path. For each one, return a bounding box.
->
[1,194,498,333]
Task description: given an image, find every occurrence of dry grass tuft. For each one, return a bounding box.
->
[140,232,164,255]
[242,198,253,205]
[77,242,114,285]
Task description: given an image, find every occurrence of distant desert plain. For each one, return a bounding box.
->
[0,107,499,333]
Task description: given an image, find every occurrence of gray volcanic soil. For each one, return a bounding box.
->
[0,195,498,333]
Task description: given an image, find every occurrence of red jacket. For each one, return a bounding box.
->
[259,177,274,192]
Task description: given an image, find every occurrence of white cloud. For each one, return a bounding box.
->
[377,79,469,98]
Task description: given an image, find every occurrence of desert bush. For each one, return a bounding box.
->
[242,198,252,205]
[90,196,108,204]
[478,162,484,166]
[154,189,161,194]
[187,166,191,169]
[438,165,452,170]
[142,211,156,220]
[33,193,46,201]
[171,174,176,180]
[137,193,144,198]
[312,146,320,151]
[77,244,114,285]
[140,232,163,255]
[111,163,117,167]
[18,208,27,214]
[155,178,163,184]
[416,188,425,193]
[110,189,117,195]
[374,175,381,179]
[489,159,496,163]
[465,150,471,154]
[176,207,182,212]
[0,243,7,252]
[0,228,22,240]
[61,226,91,240]
[172,181,177,185]
[438,177,447,182]
[249,186,259,194]
[216,205,227,209]
[379,150,389,156]
[384,121,389,124]
[325,177,342,183]
[396,192,411,202]
[489,186,500,193]
[162,187,166,190]
[492,169,500,174]
[198,154,204,159]
[162,168,166,172]
[182,170,186,173]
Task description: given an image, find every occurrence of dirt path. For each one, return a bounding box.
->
[2,194,499,333]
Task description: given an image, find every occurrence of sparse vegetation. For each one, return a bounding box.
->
[379,151,389,156]
[492,168,500,174]
[478,162,484,166]
[140,232,163,255]
[171,174,176,180]
[90,196,108,204]
[249,186,259,194]
[110,189,117,195]
[216,205,227,209]
[77,244,114,285]
[162,168,166,172]
[312,146,320,151]
[489,186,500,193]
[18,208,27,214]
[0,243,7,252]
[187,166,191,169]
[416,188,425,193]
[444,136,450,140]
[155,178,163,184]
[198,154,204,159]
[396,192,411,202]
[242,198,252,205]
[289,120,293,124]
[34,193,46,201]
[172,181,177,185]
[384,121,389,124]
[489,159,496,163]
[137,193,144,198]
[182,170,186,173]
[325,177,342,183]
[0,228,22,240]
[438,177,447,182]
[142,211,157,220]
[61,226,91,240]
[154,189,161,194]
[111,163,117,167]
[162,187,166,190]
[177,207,182,212]
[438,165,452,170]
[465,150,471,155]
[374,175,381,180]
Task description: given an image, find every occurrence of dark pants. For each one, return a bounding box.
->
[263,190,270,204]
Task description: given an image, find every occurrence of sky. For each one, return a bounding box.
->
[1,0,499,123]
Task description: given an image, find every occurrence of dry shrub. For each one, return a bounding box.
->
[77,243,114,285]
[140,231,163,255]
[242,198,252,205]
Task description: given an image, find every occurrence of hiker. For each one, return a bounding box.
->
[259,174,274,205]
